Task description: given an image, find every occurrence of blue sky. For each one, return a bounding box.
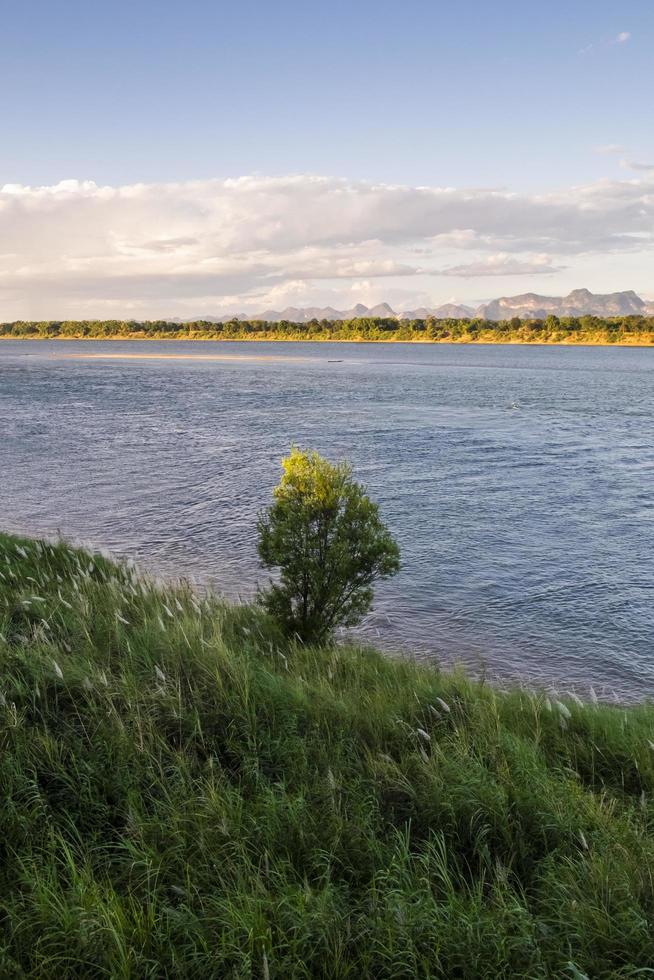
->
[0,0,652,317]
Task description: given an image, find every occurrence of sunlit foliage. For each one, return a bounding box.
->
[257,448,400,643]
[1,314,654,343]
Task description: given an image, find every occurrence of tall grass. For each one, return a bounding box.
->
[1,532,654,977]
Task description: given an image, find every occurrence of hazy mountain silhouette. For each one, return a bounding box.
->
[179,289,652,323]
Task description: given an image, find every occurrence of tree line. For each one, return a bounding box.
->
[1,314,653,343]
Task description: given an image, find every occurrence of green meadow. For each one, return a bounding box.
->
[1,532,654,977]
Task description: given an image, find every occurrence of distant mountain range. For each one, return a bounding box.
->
[477,288,653,320]
[180,289,654,323]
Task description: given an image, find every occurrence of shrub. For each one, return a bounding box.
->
[257,448,400,643]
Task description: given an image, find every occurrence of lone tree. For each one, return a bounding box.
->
[257,447,400,644]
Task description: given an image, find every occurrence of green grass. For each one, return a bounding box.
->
[1,532,654,978]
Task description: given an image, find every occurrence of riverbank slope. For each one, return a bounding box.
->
[1,532,653,977]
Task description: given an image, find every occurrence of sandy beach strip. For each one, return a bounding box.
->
[60,352,320,363]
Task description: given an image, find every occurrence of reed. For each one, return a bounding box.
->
[1,531,653,977]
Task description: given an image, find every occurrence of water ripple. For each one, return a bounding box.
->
[1,339,653,700]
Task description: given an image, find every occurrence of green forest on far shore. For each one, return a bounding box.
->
[2,314,654,344]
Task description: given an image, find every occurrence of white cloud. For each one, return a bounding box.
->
[593,144,624,155]
[620,159,654,172]
[438,254,562,277]
[580,31,631,54]
[0,173,652,318]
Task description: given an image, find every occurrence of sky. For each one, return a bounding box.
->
[0,0,652,319]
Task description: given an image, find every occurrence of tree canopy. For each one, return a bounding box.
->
[1,314,653,344]
[257,448,400,644]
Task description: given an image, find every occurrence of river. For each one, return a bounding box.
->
[1,339,652,699]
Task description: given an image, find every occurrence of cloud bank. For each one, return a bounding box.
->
[0,173,652,318]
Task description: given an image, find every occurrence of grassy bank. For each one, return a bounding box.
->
[1,532,654,977]
[1,315,654,345]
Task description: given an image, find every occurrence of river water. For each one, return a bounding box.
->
[1,339,652,699]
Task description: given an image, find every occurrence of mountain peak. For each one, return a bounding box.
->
[478,288,646,320]
[367,302,395,317]
[177,289,649,324]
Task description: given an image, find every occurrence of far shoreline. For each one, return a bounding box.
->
[2,335,654,349]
